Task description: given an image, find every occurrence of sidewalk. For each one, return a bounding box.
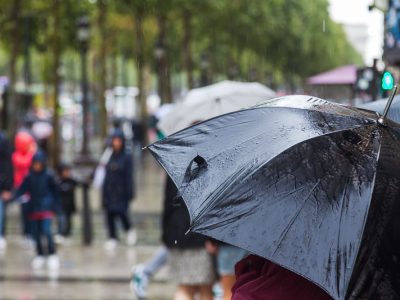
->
[0,239,174,300]
[0,154,176,300]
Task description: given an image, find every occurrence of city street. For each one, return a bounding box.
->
[0,155,175,300]
[0,0,396,299]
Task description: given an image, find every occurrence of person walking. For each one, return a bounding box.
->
[205,241,247,300]
[0,131,13,250]
[102,129,136,250]
[15,151,61,270]
[56,164,77,242]
[162,176,215,300]
[12,131,36,241]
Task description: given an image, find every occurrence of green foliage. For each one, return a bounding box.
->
[0,0,363,88]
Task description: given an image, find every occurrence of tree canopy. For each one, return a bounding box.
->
[0,0,362,90]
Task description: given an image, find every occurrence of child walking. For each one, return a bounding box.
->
[16,151,61,270]
[57,164,77,241]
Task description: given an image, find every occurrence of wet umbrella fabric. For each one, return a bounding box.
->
[148,95,400,300]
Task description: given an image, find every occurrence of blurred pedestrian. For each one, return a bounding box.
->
[161,176,215,300]
[12,131,36,241]
[205,241,247,300]
[0,131,13,250]
[102,129,136,250]
[56,164,77,243]
[231,255,332,300]
[15,151,61,270]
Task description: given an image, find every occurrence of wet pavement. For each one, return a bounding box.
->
[0,154,176,300]
[0,239,173,300]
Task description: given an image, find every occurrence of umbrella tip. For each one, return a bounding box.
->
[378,85,397,126]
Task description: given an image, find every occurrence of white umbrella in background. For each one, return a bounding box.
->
[32,121,53,140]
[155,103,175,120]
[158,80,276,136]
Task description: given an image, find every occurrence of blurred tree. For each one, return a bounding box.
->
[97,0,108,139]
[0,0,22,135]
[50,0,61,168]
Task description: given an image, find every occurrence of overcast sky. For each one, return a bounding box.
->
[329,0,384,65]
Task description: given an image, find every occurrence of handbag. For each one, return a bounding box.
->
[92,147,112,189]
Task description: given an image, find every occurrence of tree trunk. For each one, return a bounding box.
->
[182,9,193,90]
[111,50,118,88]
[156,14,172,103]
[51,0,61,169]
[134,9,147,145]
[98,0,108,139]
[8,0,21,135]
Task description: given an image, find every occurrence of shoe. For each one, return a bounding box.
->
[130,265,149,299]
[54,234,65,245]
[47,255,60,270]
[31,256,46,269]
[0,237,7,250]
[104,239,118,251]
[126,229,137,246]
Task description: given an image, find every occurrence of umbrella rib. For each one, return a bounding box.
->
[272,179,321,257]
[334,177,350,297]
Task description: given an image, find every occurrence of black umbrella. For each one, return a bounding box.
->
[148,94,400,300]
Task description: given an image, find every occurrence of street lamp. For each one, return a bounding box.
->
[75,16,94,246]
[76,16,92,162]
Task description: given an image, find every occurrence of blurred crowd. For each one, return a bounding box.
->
[0,121,248,300]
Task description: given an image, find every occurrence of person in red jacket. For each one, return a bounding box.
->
[232,255,332,300]
[12,131,36,240]
[12,131,36,188]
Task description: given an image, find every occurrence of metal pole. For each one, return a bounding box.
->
[81,46,89,156]
[378,85,397,125]
[81,182,93,245]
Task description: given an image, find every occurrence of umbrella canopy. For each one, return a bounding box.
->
[32,121,53,139]
[148,95,400,300]
[158,80,275,135]
[357,95,400,122]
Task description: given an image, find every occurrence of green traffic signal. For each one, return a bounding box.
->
[382,71,394,90]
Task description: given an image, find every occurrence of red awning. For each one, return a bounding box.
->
[307,65,357,85]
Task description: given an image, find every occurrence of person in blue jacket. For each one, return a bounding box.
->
[16,151,61,270]
[102,129,136,250]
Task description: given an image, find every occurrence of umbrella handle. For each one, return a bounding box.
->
[184,155,208,181]
[378,85,397,126]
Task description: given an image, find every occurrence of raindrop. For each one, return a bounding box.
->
[322,19,326,33]
[174,240,177,245]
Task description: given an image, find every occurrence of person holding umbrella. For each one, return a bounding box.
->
[102,129,136,250]
[231,255,331,299]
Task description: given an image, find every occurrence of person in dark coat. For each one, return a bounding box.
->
[102,129,136,250]
[57,164,77,239]
[15,151,61,270]
[232,255,332,300]
[162,176,215,300]
[0,131,13,249]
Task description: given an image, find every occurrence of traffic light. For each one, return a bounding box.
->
[355,67,374,92]
[381,71,394,90]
